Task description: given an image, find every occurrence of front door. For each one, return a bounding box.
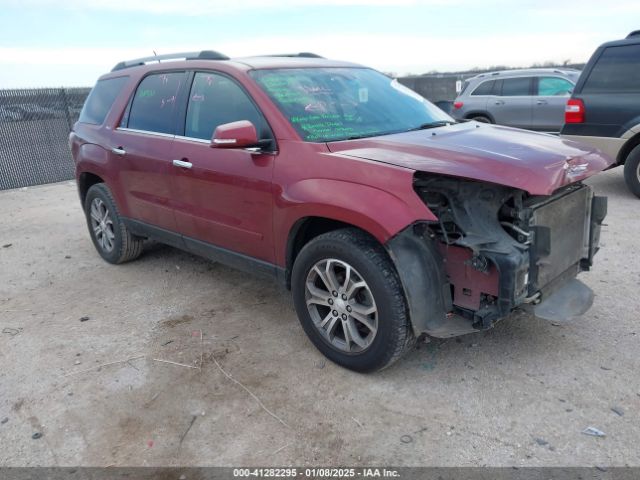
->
[113,71,188,233]
[170,71,276,263]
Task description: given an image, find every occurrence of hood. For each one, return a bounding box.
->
[326,122,614,195]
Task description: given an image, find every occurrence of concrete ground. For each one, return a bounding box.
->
[0,168,639,467]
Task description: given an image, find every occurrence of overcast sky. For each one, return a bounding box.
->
[0,0,637,87]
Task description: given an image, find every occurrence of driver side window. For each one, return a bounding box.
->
[185,72,271,141]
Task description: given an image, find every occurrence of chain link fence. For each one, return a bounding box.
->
[0,88,90,190]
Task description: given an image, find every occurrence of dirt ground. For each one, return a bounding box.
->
[1,168,639,467]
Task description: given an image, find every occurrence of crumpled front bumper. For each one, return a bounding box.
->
[387,183,607,338]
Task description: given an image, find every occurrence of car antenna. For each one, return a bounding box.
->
[153,50,159,63]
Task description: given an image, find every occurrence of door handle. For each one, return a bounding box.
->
[536,99,548,105]
[111,147,126,156]
[494,100,505,105]
[172,159,193,169]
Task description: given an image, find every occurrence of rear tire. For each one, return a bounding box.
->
[291,228,414,373]
[623,145,640,199]
[84,183,144,264]
[470,115,492,124]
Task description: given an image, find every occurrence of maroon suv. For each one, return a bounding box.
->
[70,51,612,372]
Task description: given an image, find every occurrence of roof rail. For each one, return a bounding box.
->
[259,52,324,58]
[552,68,580,74]
[627,30,640,38]
[111,50,229,72]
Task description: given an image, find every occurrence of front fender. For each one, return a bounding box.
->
[276,178,437,262]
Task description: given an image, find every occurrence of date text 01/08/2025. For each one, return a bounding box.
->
[232,468,400,478]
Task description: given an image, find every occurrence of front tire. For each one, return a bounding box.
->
[84,183,144,264]
[623,145,640,199]
[291,228,414,372]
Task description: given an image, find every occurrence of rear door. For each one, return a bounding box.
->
[462,79,493,119]
[532,76,575,132]
[170,71,277,263]
[112,71,187,235]
[489,77,533,129]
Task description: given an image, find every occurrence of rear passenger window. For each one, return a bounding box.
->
[582,45,640,93]
[538,77,573,96]
[127,72,185,134]
[500,77,531,96]
[185,72,270,141]
[79,76,128,125]
[471,80,495,96]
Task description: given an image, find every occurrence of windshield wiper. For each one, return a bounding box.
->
[344,133,383,140]
[407,120,454,132]
[344,128,411,141]
[340,122,453,141]
[341,123,450,141]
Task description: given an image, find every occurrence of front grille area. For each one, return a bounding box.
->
[528,186,592,290]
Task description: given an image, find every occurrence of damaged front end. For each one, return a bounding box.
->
[388,173,607,338]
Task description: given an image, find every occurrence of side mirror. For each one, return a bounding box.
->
[211,120,260,149]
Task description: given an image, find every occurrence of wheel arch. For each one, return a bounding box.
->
[284,216,380,289]
[75,142,121,210]
[464,111,495,123]
[78,171,105,208]
[618,131,640,166]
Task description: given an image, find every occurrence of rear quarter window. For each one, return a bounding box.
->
[471,80,495,96]
[78,76,129,125]
[582,45,640,93]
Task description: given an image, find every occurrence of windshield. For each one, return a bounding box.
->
[250,67,453,142]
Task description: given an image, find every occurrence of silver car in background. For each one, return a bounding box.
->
[452,68,580,133]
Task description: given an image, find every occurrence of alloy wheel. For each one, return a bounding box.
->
[89,198,115,253]
[305,258,378,353]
